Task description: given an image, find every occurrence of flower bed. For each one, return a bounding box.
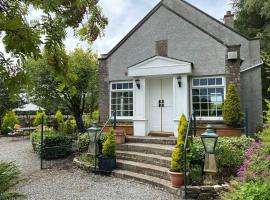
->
[223,129,270,200]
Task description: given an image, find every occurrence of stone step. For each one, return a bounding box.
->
[148,132,175,137]
[116,150,171,168]
[117,159,170,181]
[117,143,174,157]
[126,136,177,145]
[112,169,181,196]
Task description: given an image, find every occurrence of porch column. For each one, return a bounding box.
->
[133,78,148,136]
[173,75,189,137]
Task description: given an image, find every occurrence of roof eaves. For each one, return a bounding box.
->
[180,0,259,41]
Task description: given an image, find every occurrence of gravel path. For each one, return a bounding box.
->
[0,137,178,200]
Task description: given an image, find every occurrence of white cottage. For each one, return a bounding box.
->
[98,0,262,137]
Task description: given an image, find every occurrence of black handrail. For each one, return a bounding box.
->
[183,111,196,199]
[93,110,116,173]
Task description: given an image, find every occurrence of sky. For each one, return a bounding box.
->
[0,0,232,56]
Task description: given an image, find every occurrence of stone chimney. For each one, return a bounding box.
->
[224,11,234,28]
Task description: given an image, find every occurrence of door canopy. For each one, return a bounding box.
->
[128,56,192,77]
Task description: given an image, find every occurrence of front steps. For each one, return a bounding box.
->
[114,136,181,196]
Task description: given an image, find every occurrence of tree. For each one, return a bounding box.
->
[0,0,107,76]
[222,82,241,127]
[25,48,99,132]
[232,0,270,110]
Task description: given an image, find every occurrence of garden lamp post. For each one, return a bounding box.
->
[200,124,218,185]
[87,122,101,173]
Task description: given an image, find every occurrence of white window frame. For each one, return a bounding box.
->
[109,81,133,120]
[190,76,226,121]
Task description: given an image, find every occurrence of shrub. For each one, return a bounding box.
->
[31,130,72,160]
[82,115,93,129]
[102,128,116,157]
[264,100,270,125]
[34,111,47,126]
[222,82,241,127]
[1,111,18,134]
[0,162,24,200]
[223,180,270,200]
[55,110,64,123]
[171,114,188,172]
[60,119,76,135]
[42,134,72,160]
[190,136,252,178]
[78,133,91,153]
[78,153,95,165]
[92,110,99,121]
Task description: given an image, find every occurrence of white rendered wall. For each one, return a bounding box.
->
[133,78,148,136]
[173,75,189,137]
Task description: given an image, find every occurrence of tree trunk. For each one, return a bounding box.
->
[74,112,85,132]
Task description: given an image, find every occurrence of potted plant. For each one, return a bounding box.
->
[115,128,125,144]
[168,114,188,188]
[98,128,117,172]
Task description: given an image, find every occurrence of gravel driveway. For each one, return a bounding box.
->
[0,137,178,200]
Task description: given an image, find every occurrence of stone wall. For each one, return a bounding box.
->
[181,184,230,200]
[225,45,241,92]
[98,58,110,123]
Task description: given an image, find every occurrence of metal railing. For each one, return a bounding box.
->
[183,111,197,199]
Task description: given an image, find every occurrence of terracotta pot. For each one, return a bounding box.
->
[168,170,184,188]
[115,128,125,144]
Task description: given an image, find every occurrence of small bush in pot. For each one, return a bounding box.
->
[98,128,116,172]
[168,114,188,188]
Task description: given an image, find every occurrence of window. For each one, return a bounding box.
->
[111,82,133,117]
[192,77,225,118]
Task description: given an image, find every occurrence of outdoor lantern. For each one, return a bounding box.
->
[177,76,182,87]
[135,79,141,89]
[87,122,101,173]
[200,124,218,154]
[87,123,101,155]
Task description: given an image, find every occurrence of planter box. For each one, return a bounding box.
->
[98,155,117,172]
[196,124,242,137]
[102,123,133,135]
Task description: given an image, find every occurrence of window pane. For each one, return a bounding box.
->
[123,83,129,89]
[200,79,207,86]
[112,84,116,89]
[216,78,222,85]
[193,103,200,110]
[209,110,217,116]
[192,89,199,95]
[117,83,122,89]
[208,78,215,85]
[192,96,200,102]
[216,88,224,94]
[200,89,207,95]
[217,110,222,116]
[112,92,116,98]
[201,96,208,102]
[129,83,133,89]
[209,103,216,110]
[208,88,215,95]
[193,79,200,86]
[201,103,208,109]
[201,110,208,116]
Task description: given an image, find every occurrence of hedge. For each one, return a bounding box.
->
[31,130,72,160]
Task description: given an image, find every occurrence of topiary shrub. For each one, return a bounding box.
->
[34,111,47,127]
[55,110,64,123]
[102,128,116,157]
[171,114,188,172]
[1,111,18,134]
[222,82,241,127]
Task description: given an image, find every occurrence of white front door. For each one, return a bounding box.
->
[149,78,173,133]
